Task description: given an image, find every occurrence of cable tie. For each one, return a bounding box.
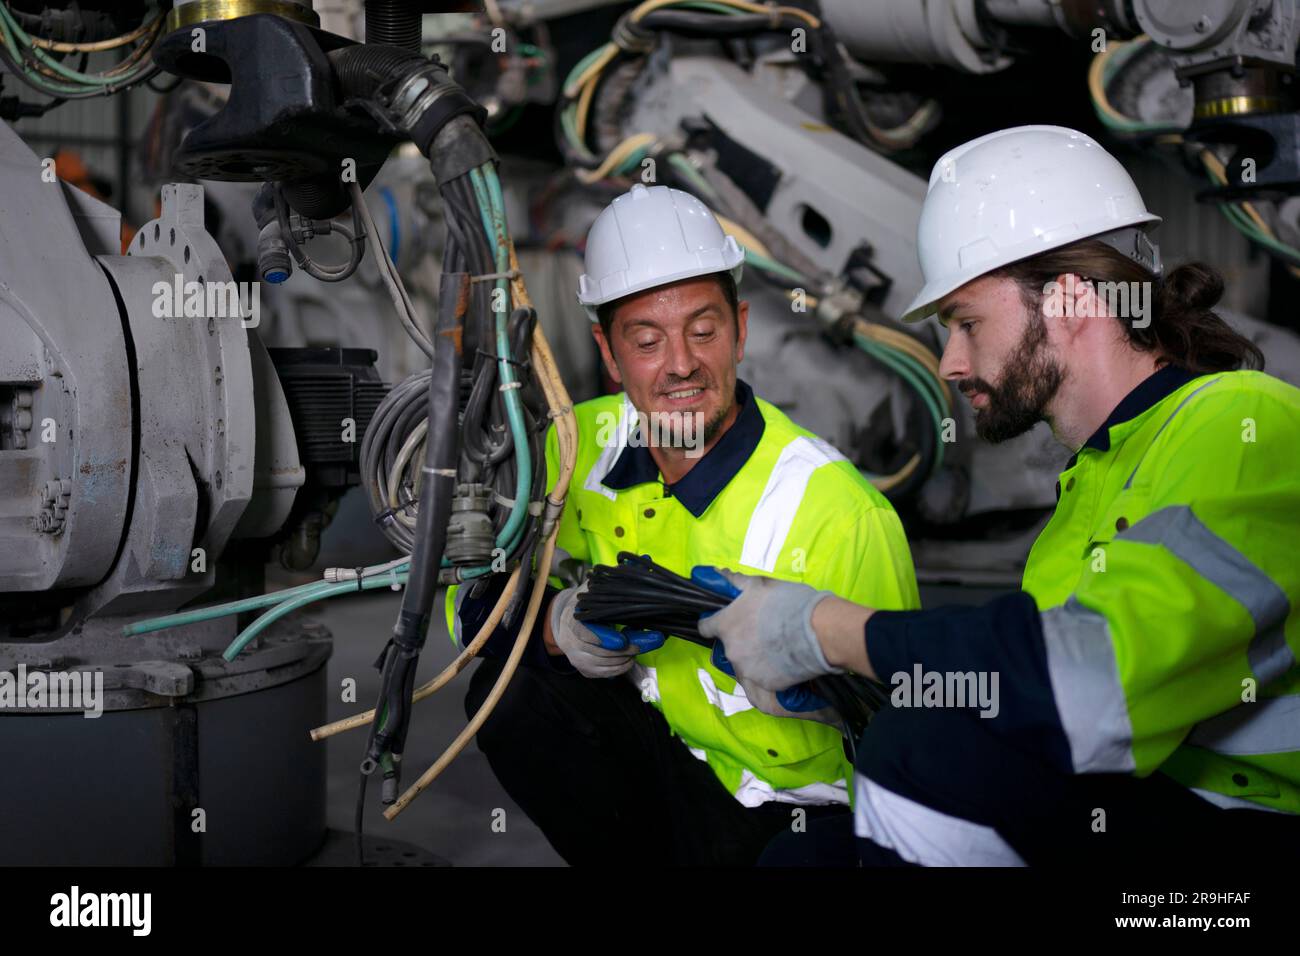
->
[355,567,365,592]
[469,269,520,284]
[498,380,522,392]
[612,14,655,54]
[423,466,458,478]
[540,496,566,539]
[546,404,574,419]
[477,347,530,370]
[388,566,402,591]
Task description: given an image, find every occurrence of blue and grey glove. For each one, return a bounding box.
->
[693,567,840,690]
[549,583,665,678]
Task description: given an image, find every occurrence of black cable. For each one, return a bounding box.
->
[354,770,367,867]
[577,552,888,736]
[638,11,787,37]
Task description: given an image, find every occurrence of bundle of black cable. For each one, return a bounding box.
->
[575,552,886,738]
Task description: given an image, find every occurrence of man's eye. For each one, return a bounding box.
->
[960,321,976,335]
[636,339,658,350]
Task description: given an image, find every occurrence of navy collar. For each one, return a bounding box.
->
[1080,364,1197,454]
[601,379,765,518]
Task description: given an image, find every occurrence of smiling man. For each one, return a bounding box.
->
[446,183,919,866]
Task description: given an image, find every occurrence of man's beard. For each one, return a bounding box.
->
[960,308,1064,444]
[700,397,732,445]
[650,374,733,450]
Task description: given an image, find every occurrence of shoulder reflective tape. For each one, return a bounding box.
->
[1119,505,1294,684]
[1124,376,1223,489]
[740,436,847,573]
[1187,693,1300,756]
[853,774,1025,866]
[1249,627,1297,687]
[585,395,636,501]
[1040,599,1136,773]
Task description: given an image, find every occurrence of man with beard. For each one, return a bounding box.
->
[695,126,1300,865]
[446,183,919,865]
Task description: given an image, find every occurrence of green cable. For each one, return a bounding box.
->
[667,153,717,200]
[874,336,951,430]
[562,43,612,92]
[868,342,947,474]
[222,572,411,661]
[220,563,494,661]
[854,334,947,473]
[124,577,349,636]
[560,103,595,159]
[0,6,153,88]
[744,248,808,286]
[472,164,533,554]
[1202,169,1300,267]
[674,1,751,14]
[1093,39,1184,136]
[0,15,91,95]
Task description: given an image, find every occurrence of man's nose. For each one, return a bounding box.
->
[665,332,699,379]
[939,333,968,382]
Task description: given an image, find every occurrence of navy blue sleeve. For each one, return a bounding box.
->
[865,592,1073,773]
[455,574,576,674]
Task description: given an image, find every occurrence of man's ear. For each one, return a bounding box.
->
[591,322,623,386]
[1047,272,1097,341]
[734,299,749,364]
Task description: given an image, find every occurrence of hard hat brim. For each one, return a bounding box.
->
[579,261,745,322]
[899,212,1161,324]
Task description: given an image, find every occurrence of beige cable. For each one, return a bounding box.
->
[378,240,579,816]
[308,563,524,741]
[25,10,163,52]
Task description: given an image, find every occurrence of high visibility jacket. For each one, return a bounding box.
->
[450,382,919,807]
[1021,369,1300,813]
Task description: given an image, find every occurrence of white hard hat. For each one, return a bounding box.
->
[577,183,745,323]
[901,125,1162,323]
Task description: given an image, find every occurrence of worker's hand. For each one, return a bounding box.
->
[735,675,842,728]
[549,583,664,678]
[692,567,840,690]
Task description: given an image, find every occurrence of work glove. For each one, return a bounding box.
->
[693,567,840,690]
[708,638,841,727]
[549,582,666,678]
[734,674,842,728]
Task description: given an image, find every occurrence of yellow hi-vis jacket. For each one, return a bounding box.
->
[450,381,919,807]
[1021,368,1300,812]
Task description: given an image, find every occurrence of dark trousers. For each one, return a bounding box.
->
[464,658,851,866]
[848,704,1300,866]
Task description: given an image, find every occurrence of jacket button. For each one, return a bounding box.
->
[644,508,655,518]
[614,526,624,537]
[1065,477,1075,492]
[1115,516,1129,532]
[767,748,779,757]
[1233,773,1249,787]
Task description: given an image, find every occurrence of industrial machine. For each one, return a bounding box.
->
[3,0,1300,865]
